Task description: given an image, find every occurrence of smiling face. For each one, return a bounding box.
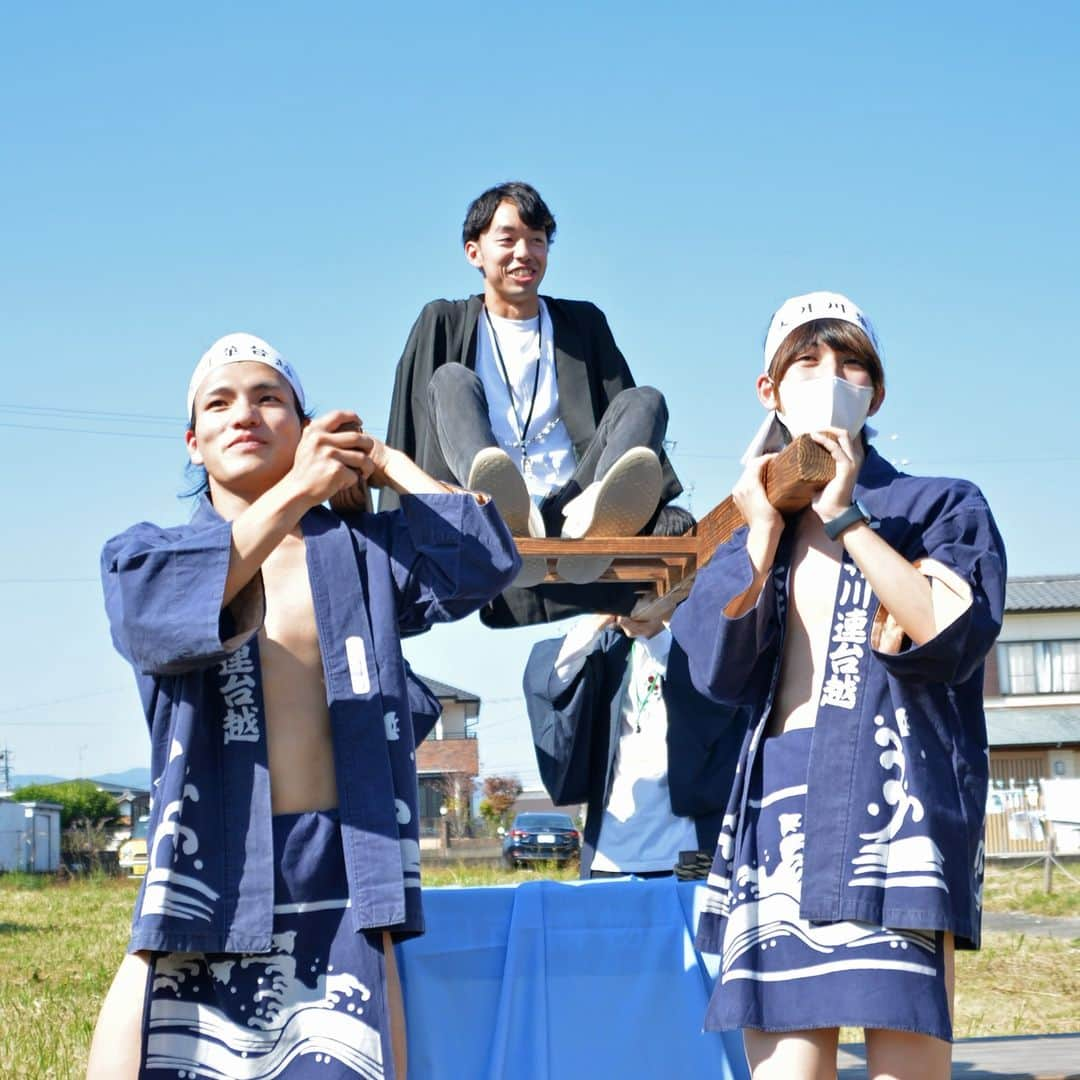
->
[185,361,305,504]
[464,199,549,318]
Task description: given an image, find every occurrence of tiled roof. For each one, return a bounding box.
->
[986,705,1080,747]
[415,675,480,703]
[1005,576,1080,612]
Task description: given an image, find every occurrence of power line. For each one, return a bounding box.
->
[0,421,176,440]
[0,401,1075,466]
[672,449,1080,466]
[0,686,130,716]
[0,577,99,584]
[0,403,181,424]
[0,419,388,442]
[1,720,112,727]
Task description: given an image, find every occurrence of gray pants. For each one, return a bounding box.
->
[427,364,669,536]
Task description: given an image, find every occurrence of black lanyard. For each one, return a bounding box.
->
[483,305,543,461]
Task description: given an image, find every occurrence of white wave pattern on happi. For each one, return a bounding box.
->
[141,783,220,922]
[721,799,936,983]
[847,709,949,893]
[146,932,384,1078]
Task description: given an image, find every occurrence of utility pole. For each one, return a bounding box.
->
[0,746,13,792]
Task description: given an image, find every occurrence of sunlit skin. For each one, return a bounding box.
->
[184,363,307,504]
[583,611,668,642]
[464,199,549,320]
[183,363,362,816]
[720,341,953,1079]
[88,360,452,1079]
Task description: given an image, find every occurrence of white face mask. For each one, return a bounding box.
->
[775,375,873,438]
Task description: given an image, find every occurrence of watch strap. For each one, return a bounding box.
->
[823,500,871,541]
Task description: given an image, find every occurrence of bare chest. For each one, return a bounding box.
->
[768,517,843,734]
[259,538,322,667]
[256,535,338,813]
[787,531,843,639]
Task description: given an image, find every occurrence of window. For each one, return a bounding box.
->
[998,640,1080,694]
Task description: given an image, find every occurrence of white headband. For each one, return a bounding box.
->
[762,291,878,373]
[741,291,879,463]
[187,333,306,419]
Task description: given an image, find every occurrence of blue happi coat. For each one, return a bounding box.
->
[524,630,748,876]
[102,492,519,954]
[670,447,1006,950]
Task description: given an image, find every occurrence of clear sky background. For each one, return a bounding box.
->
[2,3,1078,791]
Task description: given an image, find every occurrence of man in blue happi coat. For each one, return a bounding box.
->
[88,333,519,1079]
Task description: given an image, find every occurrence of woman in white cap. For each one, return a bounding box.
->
[671,293,1007,1079]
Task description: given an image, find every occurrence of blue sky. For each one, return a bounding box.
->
[2,3,1078,789]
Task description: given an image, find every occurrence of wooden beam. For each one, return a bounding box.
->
[509,433,837,615]
[631,434,835,619]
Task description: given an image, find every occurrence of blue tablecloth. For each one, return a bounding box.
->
[397,876,748,1080]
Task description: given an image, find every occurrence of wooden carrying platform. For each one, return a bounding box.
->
[515,434,836,619]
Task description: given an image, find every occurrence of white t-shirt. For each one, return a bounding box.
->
[550,622,698,873]
[474,300,576,498]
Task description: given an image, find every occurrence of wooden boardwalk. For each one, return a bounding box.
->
[838,1033,1080,1079]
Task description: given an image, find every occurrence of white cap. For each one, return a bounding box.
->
[187,333,305,419]
[762,291,878,373]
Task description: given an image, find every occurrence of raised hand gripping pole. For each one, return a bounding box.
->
[628,433,836,620]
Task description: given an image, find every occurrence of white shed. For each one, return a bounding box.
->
[0,800,24,871]
[0,800,62,872]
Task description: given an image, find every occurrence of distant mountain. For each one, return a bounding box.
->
[92,768,152,789]
[9,773,67,790]
[5,768,153,793]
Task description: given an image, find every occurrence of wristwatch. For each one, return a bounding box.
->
[823,500,872,541]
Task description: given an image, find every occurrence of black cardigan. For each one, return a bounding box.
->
[524,630,747,876]
[381,295,683,628]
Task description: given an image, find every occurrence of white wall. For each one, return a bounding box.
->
[999,610,1080,642]
[0,801,28,871]
[25,805,60,872]
[435,700,469,738]
[0,802,62,872]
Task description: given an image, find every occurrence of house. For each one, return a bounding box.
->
[90,780,152,828]
[414,677,481,842]
[983,574,1080,852]
[984,575,1080,779]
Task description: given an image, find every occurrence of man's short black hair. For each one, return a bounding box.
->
[462,182,557,246]
[653,504,696,537]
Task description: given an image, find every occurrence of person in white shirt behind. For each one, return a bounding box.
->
[523,507,748,878]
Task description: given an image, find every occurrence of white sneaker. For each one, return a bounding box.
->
[561,447,663,539]
[512,501,549,588]
[467,448,531,536]
[557,447,662,584]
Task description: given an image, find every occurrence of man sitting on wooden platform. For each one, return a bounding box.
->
[381,181,683,627]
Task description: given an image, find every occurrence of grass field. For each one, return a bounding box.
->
[0,861,1076,1078]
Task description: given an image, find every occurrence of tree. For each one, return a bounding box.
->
[433,771,475,838]
[14,780,119,870]
[478,775,523,835]
[14,780,118,829]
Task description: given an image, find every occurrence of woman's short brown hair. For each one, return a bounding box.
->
[769,318,885,399]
